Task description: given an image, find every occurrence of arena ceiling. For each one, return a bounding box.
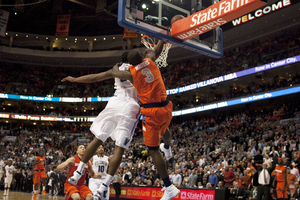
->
[2,0,299,40]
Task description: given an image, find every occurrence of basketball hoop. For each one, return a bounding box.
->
[141,35,172,68]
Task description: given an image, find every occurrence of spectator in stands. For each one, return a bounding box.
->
[224,166,235,187]
[208,169,218,187]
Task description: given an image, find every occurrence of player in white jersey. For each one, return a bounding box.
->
[3,159,16,196]
[0,157,4,181]
[89,145,110,200]
[61,52,140,200]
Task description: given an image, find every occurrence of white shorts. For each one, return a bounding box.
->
[90,96,140,149]
[4,176,13,186]
[89,178,109,200]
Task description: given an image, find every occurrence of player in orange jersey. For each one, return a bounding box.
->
[56,145,101,200]
[273,157,288,200]
[33,149,47,199]
[110,41,180,200]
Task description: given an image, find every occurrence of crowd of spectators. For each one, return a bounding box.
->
[0,27,299,98]
[1,100,300,199]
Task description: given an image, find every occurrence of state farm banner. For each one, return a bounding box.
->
[171,0,267,40]
[55,14,71,37]
[0,9,9,37]
[109,186,216,200]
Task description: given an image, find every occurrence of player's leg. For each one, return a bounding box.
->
[78,185,94,200]
[145,104,179,200]
[85,193,94,200]
[33,171,40,200]
[65,183,80,200]
[71,192,81,200]
[160,128,172,160]
[6,177,12,195]
[41,170,47,195]
[41,177,47,195]
[108,146,124,177]
[96,98,140,199]
[3,177,8,195]
[96,145,124,200]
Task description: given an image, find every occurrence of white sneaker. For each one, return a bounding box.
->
[3,191,6,196]
[95,183,108,200]
[160,143,172,161]
[160,185,180,200]
[68,170,82,185]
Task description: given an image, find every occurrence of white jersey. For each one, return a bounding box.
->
[114,63,139,102]
[92,155,109,179]
[5,165,15,177]
[0,160,4,172]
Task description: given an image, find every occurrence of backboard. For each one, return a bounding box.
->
[118,0,224,58]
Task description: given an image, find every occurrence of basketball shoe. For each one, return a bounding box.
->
[95,183,108,200]
[160,185,180,200]
[68,171,82,185]
[160,143,172,161]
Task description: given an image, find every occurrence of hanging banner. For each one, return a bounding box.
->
[124,28,138,38]
[55,14,71,37]
[0,9,9,37]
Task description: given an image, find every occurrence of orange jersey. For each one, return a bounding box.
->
[129,58,167,104]
[275,165,286,182]
[35,156,46,170]
[66,155,89,186]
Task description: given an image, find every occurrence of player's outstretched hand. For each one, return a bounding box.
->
[61,76,76,82]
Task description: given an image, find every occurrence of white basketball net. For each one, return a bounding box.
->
[141,36,172,68]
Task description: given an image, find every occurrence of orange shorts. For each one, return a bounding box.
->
[141,101,172,147]
[276,182,288,199]
[64,182,92,200]
[33,170,47,185]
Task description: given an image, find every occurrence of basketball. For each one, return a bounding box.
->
[170,14,185,25]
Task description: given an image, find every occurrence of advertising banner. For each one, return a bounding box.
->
[109,186,215,200]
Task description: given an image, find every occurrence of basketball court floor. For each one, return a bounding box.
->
[0,191,65,200]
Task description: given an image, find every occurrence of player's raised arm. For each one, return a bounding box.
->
[143,40,165,62]
[56,157,75,172]
[61,69,113,83]
[111,63,133,83]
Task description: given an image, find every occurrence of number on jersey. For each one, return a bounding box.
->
[142,68,154,83]
[98,165,105,173]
